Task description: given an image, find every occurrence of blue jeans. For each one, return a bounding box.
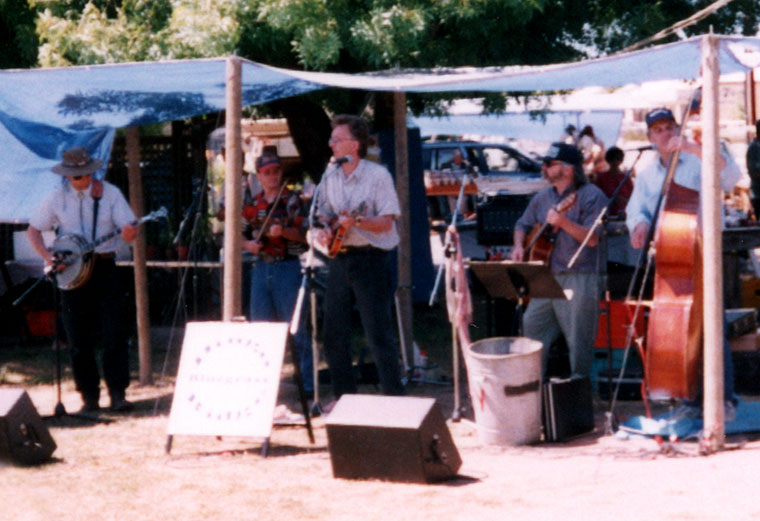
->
[248,258,313,392]
[323,248,404,398]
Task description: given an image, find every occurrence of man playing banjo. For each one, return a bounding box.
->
[27,147,137,413]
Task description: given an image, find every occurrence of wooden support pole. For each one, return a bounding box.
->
[393,91,414,373]
[222,57,243,321]
[747,70,757,143]
[125,126,153,385]
[701,34,725,450]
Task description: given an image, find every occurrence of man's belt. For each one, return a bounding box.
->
[257,253,298,264]
[337,245,381,255]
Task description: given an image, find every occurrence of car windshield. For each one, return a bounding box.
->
[482,147,524,174]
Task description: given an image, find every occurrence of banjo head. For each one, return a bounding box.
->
[52,234,93,290]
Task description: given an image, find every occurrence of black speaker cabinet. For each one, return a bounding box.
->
[0,389,57,465]
[542,376,595,442]
[325,394,461,483]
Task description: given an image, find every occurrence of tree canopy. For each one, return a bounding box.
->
[13,0,760,178]
[0,0,39,68]
[31,1,760,69]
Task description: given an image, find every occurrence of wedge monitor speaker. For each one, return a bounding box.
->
[326,394,461,483]
[0,389,56,465]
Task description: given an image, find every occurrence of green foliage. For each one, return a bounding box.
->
[34,0,241,66]
[0,0,39,68]
[350,5,429,69]
[29,0,760,73]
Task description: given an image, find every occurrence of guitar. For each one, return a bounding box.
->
[326,202,367,258]
[51,207,168,290]
[524,192,577,264]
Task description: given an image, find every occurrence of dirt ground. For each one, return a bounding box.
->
[3,356,760,521]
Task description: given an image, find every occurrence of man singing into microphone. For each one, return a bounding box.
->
[314,115,405,403]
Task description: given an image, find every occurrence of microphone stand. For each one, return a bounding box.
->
[13,264,110,423]
[428,174,471,306]
[173,173,208,320]
[567,149,644,269]
[565,148,649,433]
[291,180,324,418]
[426,174,471,421]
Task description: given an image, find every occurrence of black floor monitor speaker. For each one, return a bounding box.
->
[0,389,57,465]
[325,394,461,483]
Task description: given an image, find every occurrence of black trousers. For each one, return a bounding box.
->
[323,247,404,398]
[60,257,130,403]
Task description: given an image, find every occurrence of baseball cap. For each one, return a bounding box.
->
[542,142,583,167]
[645,107,676,127]
[255,152,281,172]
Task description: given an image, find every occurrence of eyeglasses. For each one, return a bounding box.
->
[328,136,355,145]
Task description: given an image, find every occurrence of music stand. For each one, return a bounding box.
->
[469,261,566,299]
[469,260,567,337]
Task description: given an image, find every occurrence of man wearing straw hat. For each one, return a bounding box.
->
[27,146,136,413]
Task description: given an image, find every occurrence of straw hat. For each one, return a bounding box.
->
[51,147,103,176]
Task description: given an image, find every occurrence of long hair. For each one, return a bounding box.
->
[572,163,588,187]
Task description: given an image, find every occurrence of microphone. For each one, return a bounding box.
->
[627,145,654,152]
[334,154,354,165]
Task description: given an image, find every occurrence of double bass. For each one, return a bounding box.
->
[645,182,702,400]
[642,115,703,401]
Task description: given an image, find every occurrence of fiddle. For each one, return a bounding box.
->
[242,183,289,239]
[242,183,304,257]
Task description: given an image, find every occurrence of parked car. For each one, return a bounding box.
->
[421,140,546,195]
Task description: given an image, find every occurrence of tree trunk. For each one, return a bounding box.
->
[271,97,333,183]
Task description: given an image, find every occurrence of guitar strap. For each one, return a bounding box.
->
[90,179,103,241]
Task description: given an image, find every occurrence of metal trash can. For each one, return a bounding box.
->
[465,337,543,445]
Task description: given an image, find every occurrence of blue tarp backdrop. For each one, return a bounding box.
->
[409,111,624,149]
[2,35,760,222]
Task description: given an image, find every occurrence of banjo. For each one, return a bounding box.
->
[50,207,168,290]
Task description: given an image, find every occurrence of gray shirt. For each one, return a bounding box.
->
[515,183,608,273]
[315,159,400,250]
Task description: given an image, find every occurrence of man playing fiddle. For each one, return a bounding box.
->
[242,151,313,397]
[512,143,607,379]
[313,114,405,401]
[625,107,741,418]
